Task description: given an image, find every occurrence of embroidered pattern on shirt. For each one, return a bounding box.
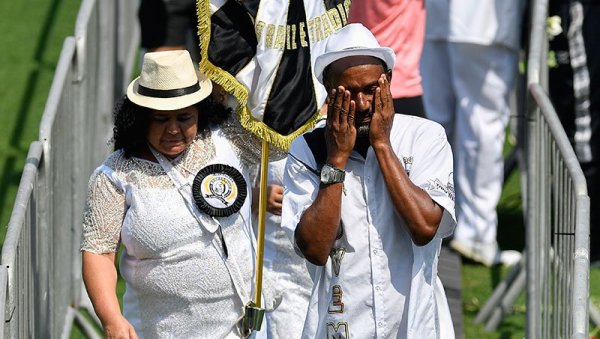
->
[328,285,344,314]
[402,156,413,176]
[329,247,346,277]
[428,176,455,201]
[326,321,349,339]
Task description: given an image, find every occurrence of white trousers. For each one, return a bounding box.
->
[421,41,518,243]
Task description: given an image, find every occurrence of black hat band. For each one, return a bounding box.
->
[138,82,200,98]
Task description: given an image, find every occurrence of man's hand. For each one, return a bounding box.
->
[326,86,356,168]
[267,184,283,216]
[369,74,394,149]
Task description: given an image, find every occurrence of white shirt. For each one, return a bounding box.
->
[424,0,526,50]
[282,115,456,338]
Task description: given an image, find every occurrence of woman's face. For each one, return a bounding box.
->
[146,106,199,158]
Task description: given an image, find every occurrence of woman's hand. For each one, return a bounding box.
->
[103,315,139,339]
[267,184,283,216]
[325,86,356,169]
[369,74,394,150]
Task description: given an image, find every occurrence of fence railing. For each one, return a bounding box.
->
[526,0,590,338]
[0,0,139,337]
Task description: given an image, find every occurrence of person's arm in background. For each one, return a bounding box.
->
[266,184,283,216]
[252,177,283,216]
[294,87,356,265]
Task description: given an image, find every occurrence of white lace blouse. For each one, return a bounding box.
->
[81,123,260,339]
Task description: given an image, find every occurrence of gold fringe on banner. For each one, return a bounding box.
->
[196,0,322,151]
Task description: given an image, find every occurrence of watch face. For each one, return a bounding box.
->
[321,169,331,182]
[321,165,344,184]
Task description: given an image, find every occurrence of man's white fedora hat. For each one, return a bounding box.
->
[314,23,396,84]
[127,50,212,111]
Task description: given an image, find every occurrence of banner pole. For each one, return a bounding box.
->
[254,139,269,305]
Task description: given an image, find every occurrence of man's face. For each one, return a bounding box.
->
[326,56,388,135]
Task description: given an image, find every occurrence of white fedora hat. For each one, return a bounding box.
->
[314,23,396,84]
[127,50,212,111]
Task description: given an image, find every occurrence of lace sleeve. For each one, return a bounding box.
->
[80,169,126,254]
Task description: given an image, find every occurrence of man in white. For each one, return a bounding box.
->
[420,0,526,266]
[281,24,456,338]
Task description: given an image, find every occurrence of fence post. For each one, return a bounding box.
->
[572,196,590,337]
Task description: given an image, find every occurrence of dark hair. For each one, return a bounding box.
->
[112,94,232,158]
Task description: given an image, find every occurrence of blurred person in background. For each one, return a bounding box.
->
[138,0,199,58]
[548,0,600,266]
[349,0,427,118]
[254,157,313,339]
[421,0,526,267]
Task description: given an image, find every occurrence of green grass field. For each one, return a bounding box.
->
[0,0,80,241]
[2,1,599,338]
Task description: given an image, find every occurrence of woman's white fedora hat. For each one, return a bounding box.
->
[314,23,396,84]
[127,50,213,111]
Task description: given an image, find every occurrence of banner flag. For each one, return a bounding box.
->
[197,0,351,150]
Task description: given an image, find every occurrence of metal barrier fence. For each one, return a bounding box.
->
[0,0,139,337]
[466,0,592,336]
[526,0,590,338]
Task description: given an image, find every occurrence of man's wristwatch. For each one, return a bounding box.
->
[320,164,346,184]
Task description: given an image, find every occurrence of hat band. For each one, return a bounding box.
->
[138,82,201,98]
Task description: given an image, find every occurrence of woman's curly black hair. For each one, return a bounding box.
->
[112,94,232,158]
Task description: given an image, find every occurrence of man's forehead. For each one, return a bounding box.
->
[325,55,386,84]
[329,55,385,74]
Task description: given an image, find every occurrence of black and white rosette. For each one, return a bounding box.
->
[192,164,247,217]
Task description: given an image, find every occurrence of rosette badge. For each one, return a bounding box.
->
[192,164,247,217]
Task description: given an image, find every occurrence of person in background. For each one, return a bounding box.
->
[421,0,526,266]
[548,0,599,266]
[256,114,328,339]
[138,0,199,57]
[254,157,313,339]
[81,50,261,338]
[282,23,456,338]
[138,0,232,102]
[348,0,427,118]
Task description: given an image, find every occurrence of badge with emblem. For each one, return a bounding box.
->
[192,164,247,217]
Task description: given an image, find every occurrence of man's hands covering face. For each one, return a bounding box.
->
[325,86,356,168]
[369,74,394,149]
[325,74,393,165]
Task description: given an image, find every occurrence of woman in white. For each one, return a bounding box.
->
[81,50,261,338]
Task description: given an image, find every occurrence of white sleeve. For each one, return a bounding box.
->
[408,123,456,239]
[280,138,320,247]
[80,166,127,253]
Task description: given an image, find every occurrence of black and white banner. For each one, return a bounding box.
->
[197,0,351,150]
